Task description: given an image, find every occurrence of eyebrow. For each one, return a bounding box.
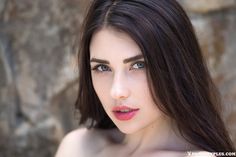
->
[90,54,143,64]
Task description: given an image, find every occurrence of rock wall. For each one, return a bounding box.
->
[0,0,235,156]
[0,0,89,156]
[179,0,236,146]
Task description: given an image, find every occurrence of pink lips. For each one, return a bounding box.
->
[112,106,139,121]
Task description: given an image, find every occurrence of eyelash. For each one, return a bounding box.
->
[131,61,145,70]
[91,64,111,73]
[91,61,145,73]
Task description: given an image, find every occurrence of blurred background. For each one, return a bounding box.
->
[0,0,235,156]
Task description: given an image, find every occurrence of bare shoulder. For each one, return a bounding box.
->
[143,150,215,157]
[54,128,88,157]
[143,150,187,157]
[186,151,216,157]
[55,128,110,157]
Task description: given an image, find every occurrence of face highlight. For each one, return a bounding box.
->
[89,27,163,134]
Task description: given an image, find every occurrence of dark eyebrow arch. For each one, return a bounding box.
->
[90,54,144,64]
[90,58,109,64]
[123,54,143,63]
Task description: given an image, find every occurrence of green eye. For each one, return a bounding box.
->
[132,61,145,69]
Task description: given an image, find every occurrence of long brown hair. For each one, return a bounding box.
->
[75,0,235,152]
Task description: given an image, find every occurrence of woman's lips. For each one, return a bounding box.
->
[112,106,139,121]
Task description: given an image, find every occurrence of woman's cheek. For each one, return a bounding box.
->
[128,71,147,86]
[92,74,113,98]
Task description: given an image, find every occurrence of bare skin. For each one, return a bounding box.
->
[55,28,215,157]
[55,127,214,157]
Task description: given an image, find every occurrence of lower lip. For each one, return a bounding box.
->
[113,109,139,121]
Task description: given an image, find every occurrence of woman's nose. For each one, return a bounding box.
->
[110,72,131,100]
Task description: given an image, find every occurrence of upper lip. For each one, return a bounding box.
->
[112,105,139,112]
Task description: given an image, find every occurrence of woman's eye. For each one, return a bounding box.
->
[131,61,145,70]
[92,64,111,72]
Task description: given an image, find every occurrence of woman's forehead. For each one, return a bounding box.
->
[89,27,142,59]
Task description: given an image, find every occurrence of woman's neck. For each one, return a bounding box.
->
[121,116,197,155]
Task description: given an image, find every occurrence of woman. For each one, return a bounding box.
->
[55,0,235,156]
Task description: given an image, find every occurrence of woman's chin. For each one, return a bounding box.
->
[115,124,140,135]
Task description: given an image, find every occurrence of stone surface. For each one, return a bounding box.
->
[0,0,235,157]
[179,0,236,13]
[0,0,88,156]
[190,7,236,145]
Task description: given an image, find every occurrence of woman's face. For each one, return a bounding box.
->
[90,27,163,134]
